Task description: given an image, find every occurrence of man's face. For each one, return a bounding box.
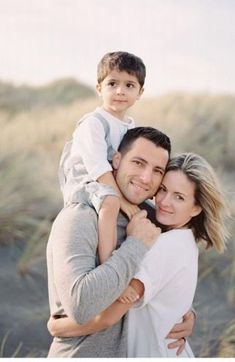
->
[112,137,169,205]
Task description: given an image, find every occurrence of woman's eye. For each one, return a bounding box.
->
[176,195,184,201]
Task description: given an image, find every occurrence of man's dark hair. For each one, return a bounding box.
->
[118,127,171,156]
[97,51,146,88]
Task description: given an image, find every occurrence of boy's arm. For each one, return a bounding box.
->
[74,117,113,181]
[50,210,157,324]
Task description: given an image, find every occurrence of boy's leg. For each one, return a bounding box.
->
[98,195,120,263]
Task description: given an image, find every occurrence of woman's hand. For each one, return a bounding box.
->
[127,210,161,248]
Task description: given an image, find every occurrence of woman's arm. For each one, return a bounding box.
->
[48,279,144,337]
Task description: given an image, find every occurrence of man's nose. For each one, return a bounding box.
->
[139,168,152,183]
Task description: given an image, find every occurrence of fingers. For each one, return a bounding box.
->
[132,209,148,219]
[167,337,186,355]
[167,330,187,340]
[167,313,194,339]
[119,285,140,304]
[119,294,139,303]
[176,342,186,356]
[126,206,140,220]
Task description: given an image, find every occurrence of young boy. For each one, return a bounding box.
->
[59,51,145,263]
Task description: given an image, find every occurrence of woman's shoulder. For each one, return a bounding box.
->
[162,228,194,239]
[155,228,198,255]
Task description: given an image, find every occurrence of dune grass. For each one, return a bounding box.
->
[0,93,234,357]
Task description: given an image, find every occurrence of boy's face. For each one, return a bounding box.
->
[96,69,144,120]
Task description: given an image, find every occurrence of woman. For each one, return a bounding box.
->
[47,153,229,357]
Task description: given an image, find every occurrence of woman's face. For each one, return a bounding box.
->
[155,170,202,229]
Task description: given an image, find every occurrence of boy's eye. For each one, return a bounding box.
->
[108,81,116,87]
[126,83,134,88]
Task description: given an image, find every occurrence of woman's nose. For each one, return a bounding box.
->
[159,193,171,206]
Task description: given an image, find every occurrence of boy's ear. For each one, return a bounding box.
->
[137,87,144,100]
[112,152,121,170]
[96,83,102,96]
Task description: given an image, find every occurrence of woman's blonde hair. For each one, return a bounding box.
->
[166,153,230,253]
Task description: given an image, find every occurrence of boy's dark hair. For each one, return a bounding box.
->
[118,127,171,156]
[97,51,146,88]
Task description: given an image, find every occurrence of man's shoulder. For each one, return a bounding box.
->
[66,203,98,224]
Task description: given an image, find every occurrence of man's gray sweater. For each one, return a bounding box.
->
[46,203,149,357]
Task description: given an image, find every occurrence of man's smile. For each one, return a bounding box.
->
[130,181,149,192]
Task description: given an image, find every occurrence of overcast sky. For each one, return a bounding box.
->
[0,0,234,96]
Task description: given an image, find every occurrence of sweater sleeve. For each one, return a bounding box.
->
[72,116,113,181]
[51,205,148,324]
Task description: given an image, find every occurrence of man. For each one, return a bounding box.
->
[47,127,194,357]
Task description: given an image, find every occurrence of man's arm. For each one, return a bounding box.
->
[48,277,195,356]
[48,278,144,337]
[51,208,159,324]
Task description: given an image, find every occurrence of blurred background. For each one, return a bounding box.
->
[0,0,234,357]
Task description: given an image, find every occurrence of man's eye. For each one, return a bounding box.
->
[133,160,142,166]
[154,169,164,175]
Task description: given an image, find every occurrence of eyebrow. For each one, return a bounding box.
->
[175,191,187,197]
[133,157,166,172]
[161,183,187,196]
[106,78,138,84]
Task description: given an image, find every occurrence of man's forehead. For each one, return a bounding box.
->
[129,137,167,155]
[126,137,169,166]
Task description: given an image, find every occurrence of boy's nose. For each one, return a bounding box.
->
[116,86,125,95]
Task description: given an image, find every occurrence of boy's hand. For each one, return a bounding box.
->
[120,197,140,220]
[118,285,140,304]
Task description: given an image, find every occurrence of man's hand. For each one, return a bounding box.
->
[166,310,195,355]
[126,210,161,248]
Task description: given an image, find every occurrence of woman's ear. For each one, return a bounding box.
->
[191,204,202,218]
[112,152,121,170]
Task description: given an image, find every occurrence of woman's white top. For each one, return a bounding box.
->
[128,228,198,357]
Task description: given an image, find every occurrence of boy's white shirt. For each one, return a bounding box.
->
[71,107,135,181]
